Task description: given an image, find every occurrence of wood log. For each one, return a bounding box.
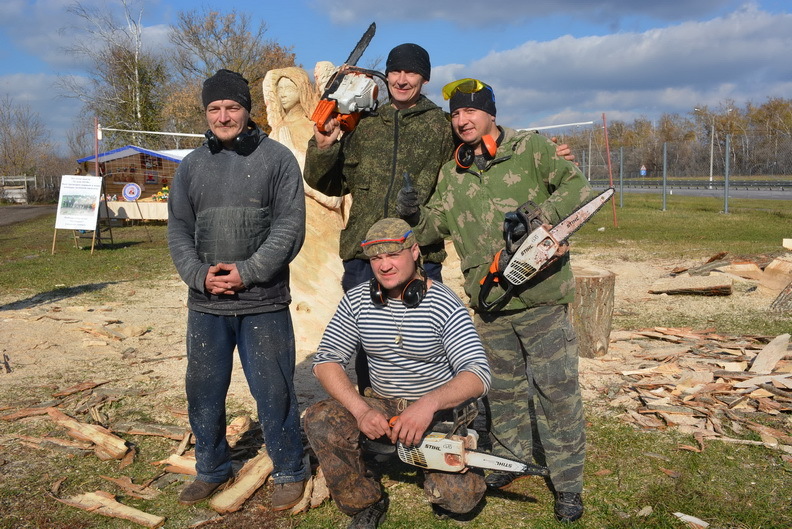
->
[46,408,129,460]
[55,490,164,528]
[209,449,274,514]
[570,265,615,358]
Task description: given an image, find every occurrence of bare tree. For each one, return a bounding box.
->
[59,0,168,148]
[0,95,52,177]
[167,8,296,128]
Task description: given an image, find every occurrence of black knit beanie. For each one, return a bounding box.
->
[202,69,252,111]
[386,43,431,81]
[449,83,497,116]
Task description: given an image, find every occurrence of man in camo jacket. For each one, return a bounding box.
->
[399,78,595,523]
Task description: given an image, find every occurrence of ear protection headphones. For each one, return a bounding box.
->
[454,128,504,169]
[205,122,261,156]
[369,277,427,308]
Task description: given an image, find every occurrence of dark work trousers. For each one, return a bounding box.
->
[341,258,443,394]
[304,396,485,516]
[185,309,305,484]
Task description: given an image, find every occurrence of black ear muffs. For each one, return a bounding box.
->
[205,124,261,156]
[454,131,501,169]
[369,277,427,308]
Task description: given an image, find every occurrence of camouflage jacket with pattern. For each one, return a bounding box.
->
[303,95,454,262]
[415,127,595,312]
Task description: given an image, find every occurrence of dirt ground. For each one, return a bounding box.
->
[0,237,783,418]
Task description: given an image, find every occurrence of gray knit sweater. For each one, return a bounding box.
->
[167,130,305,315]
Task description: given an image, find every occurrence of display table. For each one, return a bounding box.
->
[101,200,168,220]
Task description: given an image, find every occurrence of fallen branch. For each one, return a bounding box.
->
[54,490,164,528]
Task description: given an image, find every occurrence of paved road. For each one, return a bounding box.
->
[0,204,57,227]
[594,186,792,200]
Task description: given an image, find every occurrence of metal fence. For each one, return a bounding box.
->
[573,133,792,182]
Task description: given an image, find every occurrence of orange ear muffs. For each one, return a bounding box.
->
[481,134,497,157]
[455,143,475,169]
[455,133,498,169]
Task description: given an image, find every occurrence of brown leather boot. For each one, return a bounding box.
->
[271,480,306,511]
[178,478,229,505]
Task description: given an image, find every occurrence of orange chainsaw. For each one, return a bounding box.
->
[311,22,385,133]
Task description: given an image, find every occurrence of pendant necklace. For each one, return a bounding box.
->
[387,299,406,347]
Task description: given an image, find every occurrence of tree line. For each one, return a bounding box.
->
[561,98,792,179]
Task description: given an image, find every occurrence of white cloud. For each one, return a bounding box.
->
[0,73,89,156]
[423,7,792,129]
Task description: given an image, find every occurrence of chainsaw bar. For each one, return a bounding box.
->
[549,187,614,242]
[500,187,614,287]
[465,450,550,476]
[345,22,376,66]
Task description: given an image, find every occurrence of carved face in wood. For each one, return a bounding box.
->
[277,77,300,113]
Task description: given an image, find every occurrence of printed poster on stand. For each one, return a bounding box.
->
[54,175,103,230]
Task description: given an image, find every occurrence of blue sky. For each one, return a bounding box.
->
[1,0,791,155]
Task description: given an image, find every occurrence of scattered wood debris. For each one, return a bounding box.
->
[583,327,792,455]
[46,408,130,460]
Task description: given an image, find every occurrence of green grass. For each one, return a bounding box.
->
[573,194,791,259]
[0,215,174,301]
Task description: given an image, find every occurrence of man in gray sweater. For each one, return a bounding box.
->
[167,69,306,510]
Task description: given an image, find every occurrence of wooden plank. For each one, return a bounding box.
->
[749,334,790,374]
[649,275,732,296]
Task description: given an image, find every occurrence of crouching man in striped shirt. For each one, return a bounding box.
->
[304,218,491,529]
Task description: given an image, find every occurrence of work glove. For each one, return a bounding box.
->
[396,172,421,224]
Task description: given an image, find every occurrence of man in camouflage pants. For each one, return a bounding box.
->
[399,78,594,523]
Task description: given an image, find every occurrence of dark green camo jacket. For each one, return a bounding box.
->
[415,127,595,312]
[303,95,454,262]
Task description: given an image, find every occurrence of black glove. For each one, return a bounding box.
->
[396,172,420,224]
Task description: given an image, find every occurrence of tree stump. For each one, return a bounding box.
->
[569,265,615,358]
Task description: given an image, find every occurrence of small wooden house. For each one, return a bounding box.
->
[77,146,191,200]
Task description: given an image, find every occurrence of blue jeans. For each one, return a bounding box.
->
[185,309,305,484]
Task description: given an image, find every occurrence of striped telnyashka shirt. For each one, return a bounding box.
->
[313,281,491,400]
